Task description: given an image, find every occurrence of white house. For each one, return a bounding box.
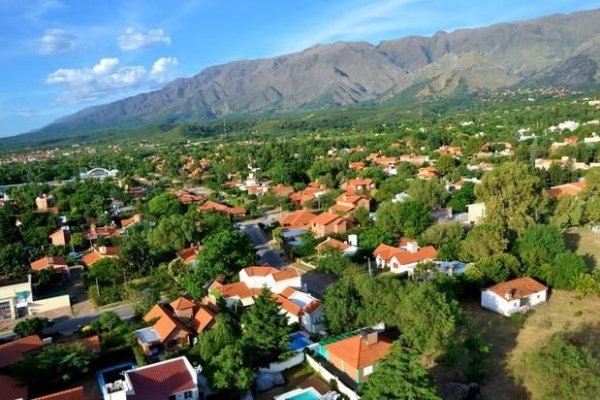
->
[373,238,437,275]
[276,287,324,334]
[103,356,201,400]
[481,277,548,316]
[467,202,486,225]
[239,266,302,294]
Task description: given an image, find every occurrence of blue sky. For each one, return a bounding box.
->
[0,0,599,137]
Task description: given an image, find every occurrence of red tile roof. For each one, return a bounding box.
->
[316,238,350,252]
[81,251,102,266]
[30,256,67,272]
[127,358,197,400]
[271,268,301,282]
[373,243,437,265]
[242,266,279,277]
[311,212,343,227]
[485,277,547,300]
[210,281,254,300]
[0,374,28,400]
[175,245,202,263]
[547,181,587,197]
[278,210,317,229]
[0,335,43,368]
[326,332,393,369]
[31,386,84,400]
[143,305,192,343]
[170,297,196,311]
[192,306,215,334]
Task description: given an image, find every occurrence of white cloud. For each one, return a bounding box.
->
[46,56,178,102]
[117,27,171,51]
[38,28,77,55]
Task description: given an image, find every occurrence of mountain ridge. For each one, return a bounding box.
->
[18,8,600,140]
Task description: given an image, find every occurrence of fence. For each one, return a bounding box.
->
[29,294,71,315]
[305,353,360,400]
[259,351,305,373]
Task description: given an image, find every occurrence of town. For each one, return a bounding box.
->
[0,89,599,400]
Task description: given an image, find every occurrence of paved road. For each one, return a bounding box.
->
[44,304,134,335]
[239,209,282,227]
[239,223,287,268]
[257,248,286,268]
[241,224,270,247]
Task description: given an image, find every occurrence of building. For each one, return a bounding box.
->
[103,356,201,400]
[348,161,366,171]
[278,210,318,231]
[0,374,28,400]
[341,178,376,195]
[329,194,370,216]
[32,386,85,400]
[30,256,68,273]
[120,214,143,230]
[373,239,437,275]
[83,224,121,241]
[467,202,486,224]
[316,237,358,256]
[276,287,324,334]
[0,276,33,320]
[318,329,393,384]
[0,335,43,368]
[35,194,54,212]
[81,245,119,267]
[198,200,246,217]
[311,213,348,238]
[481,277,548,316]
[270,184,294,198]
[175,244,202,266]
[547,180,587,197]
[417,166,438,180]
[48,226,71,246]
[79,168,118,180]
[290,185,328,208]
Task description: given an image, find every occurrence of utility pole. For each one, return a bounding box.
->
[95,277,100,298]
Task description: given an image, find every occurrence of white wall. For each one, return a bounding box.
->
[481,290,547,316]
[306,353,360,400]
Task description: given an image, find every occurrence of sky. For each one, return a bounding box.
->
[0,0,599,137]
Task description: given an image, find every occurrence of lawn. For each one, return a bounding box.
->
[564,226,600,269]
[465,291,600,400]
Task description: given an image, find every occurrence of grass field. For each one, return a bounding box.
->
[564,226,600,269]
[465,291,600,400]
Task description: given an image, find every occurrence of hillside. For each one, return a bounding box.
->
[12,8,600,143]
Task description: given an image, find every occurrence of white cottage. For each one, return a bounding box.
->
[481,277,548,316]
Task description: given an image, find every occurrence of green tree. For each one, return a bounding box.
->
[147,214,198,252]
[147,192,183,218]
[467,253,522,286]
[210,344,254,392]
[361,338,441,400]
[460,224,508,262]
[585,196,600,223]
[448,182,476,213]
[324,277,363,334]
[475,162,547,235]
[407,178,448,209]
[435,155,456,177]
[242,288,291,368]
[420,223,464,261]
[317,248,353,277]
[358,226,395,253]
[192,314,237,362]
[0,243,29,278]
[517,224,566,278]
[548,252,587,290]
[550,196,584,230]
[376,200,433,238]
[14,317,51,338]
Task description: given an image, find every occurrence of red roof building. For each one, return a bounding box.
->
[32,386,84,400]
[0,335,43,368]
[373,239,437,275]
[30,256,68,273]
[278,210,317,230]
[310,213,348,238]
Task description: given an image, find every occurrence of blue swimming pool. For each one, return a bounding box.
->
[289,332,312,351]
[286,390,321,400]
[276,387,322,400]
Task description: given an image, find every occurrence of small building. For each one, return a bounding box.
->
[373,239,437,275]
[341,178,376,194]
[0,276,34,320]
[311,213,348,238]
[276,287,324,334]
[175,244,202,266]
[0,334,44,368]
[198,200,246,217]
[48,226,71,246]
[316,237,358,256]
[30,256,69,274]
[329,193,370,216]
[120,214,143,230]
[481,277,548,316]
[35,194,54,212]
[103,356,201,400]
[81,245,119,267]
[467,202,486,225]
[278,210,318,231]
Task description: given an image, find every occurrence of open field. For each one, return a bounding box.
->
[565,226,600,269]
[466,290,600,400]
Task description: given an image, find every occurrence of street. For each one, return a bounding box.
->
[44,304,134,335]
[239,223,287,268]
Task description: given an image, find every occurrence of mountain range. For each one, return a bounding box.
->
[15,8,600,142]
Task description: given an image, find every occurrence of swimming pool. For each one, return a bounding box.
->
[275,387,322,400]
[289,332,313,351]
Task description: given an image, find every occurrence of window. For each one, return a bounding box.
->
[168,396,176,400]
[184,391,193,399]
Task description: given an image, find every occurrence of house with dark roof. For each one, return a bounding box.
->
[102,356,201,400]
[481,277,548,316]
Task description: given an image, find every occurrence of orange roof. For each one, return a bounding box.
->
[81,251,102,266]
[32,386,84,400]
[311,212,343,227]
[121,214,143,228]
[211,281,254,300]
[373,243,437,265]
[0,373,28,400]
[343,178,374,188]
[198,200,245,215]
[277,287,322,316]
[30,256,67,271]
[485,277,547,300]
[276,295,303,316]
[349,161,366,170]
[192,306,215,334]
[329,203,355,214]
[316,238,350,252]
[0,335,43,368]
[271,184,294,197]
[271,268,301,282]
[143,304,191,342]
[336,193,366,205]
[170,297,196,311]
[326,332,393,369]
[176,245,202,263]
[279,210,317,229]
[242,266,279,277]
[547,181,587,197]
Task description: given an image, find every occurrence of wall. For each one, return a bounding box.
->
[28,295,71,315]
[306,353,360,400]
[259,351,305,373]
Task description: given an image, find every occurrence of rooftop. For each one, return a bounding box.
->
[485,277,548,300]
[0,335,43,368]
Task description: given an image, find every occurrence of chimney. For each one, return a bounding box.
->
[348,234,358,247]
[91,223,97,233]
[504,289,514,301]
[362,331,379,345]
[406,241,418,253]
[99,246,107,255]
[133,214,142,223]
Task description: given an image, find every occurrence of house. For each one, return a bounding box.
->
[467,202,486,224]
[276,287,324,334]
[534,157,571,170]
[320,330,393,384]
[316,237,358,256]
[278,210,317,231]
[481,277,548,316]
[373,239,437,275]
[83,223,121,241]
[35,194,54,212]
[134,298,215,357]
[341,178,376,194]
[173,189,205,204]
[290,185,329,207]
[102,356,201,400]
[48,226,71,246]
[271,184,295,198]
[417,166,438,180]
[348,161,366,171]
[0,374,28,400]
[437,145,462,157]
[30,256,68,273]
[0,335,44,368]
[175,244,202,266]
[547,180,587,197]
[399,154,429,166]
[198,200,246,217]
[32,386,84,400]
[81,245,119,267]
[311,213,348,238]
[329,193,370,216]
[120,214,143,230]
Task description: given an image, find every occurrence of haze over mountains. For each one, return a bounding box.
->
[24,8,600,138]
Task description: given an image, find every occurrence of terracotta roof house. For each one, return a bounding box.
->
[173,189,205,204]
[437,145,463,156]
[311,213,348,238]
[100,356,201,400]
[374,239,437,275]
[198,200,246,217]
[82,224,121,241]
[547,180,587,197]
[341,178,376,194]
[48,226,71,246]
[175,244,202,265]
[276,287,324,334]
[417,166,439,180]
[371,156,397,167]
[482,277,548,316]
[32,386,84,400]
[0,335,43,368]
[0,374,28,400]
[270,184,295,198]
[290,185,329,208]
[278,210,317,230]
[321,330,393,384]
[120,213,143,229]
[30,256,68,273]
[81,245,119,267]
[316,237,358,256]
[329,193,370,216]
[399,154,429,166]
[348,161,366,171]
